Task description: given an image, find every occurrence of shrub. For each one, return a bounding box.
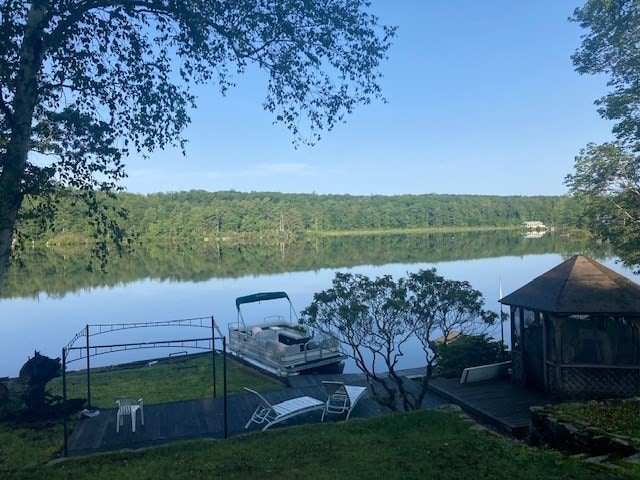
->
[434,334,505,378]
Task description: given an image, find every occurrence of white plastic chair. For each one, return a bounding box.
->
[244,388,324,431]
[321,381,367,421]
[115,397,144,433]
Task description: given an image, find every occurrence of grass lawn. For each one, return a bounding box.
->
[0,353,281,470]
[553,399,640,439]
[47,353,281,408]
[5,409,640,480]
[2,354,640,479]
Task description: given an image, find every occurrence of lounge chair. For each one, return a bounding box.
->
[244,388,324,431]
[321,381,367,421]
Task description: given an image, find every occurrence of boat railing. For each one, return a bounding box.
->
[230,328,341,369]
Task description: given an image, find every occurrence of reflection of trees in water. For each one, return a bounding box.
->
[2,231,609,299]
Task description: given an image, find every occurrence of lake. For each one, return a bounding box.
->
[0,230,634,378]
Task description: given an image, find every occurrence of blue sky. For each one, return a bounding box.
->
[122,1,614,197]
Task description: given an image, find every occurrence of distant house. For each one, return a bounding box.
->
[500,254,640,400]
[520,221,546,230]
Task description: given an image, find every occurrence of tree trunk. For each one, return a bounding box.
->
[0,177,23,294]
[0,2,48,294]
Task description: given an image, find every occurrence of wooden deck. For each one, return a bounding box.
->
[428,377,555,437]
[288,370,447,410]
[66,369,553,456]
[66,382,387,456]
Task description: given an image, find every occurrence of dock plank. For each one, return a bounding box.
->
[428,377,554,436]
[66,383,385,456]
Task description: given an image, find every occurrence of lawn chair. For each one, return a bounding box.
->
[115,397,144,433]
[321,381,367,421]
[244,388,324,431]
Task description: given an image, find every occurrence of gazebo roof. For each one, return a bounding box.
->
[500,254,640,314]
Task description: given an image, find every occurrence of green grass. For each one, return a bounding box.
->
[3,357,640,478]
[0,354,280,470]
[0,420,64,470]
[554,399,640,438]
[5,409,640,480]
[47,353,281,408]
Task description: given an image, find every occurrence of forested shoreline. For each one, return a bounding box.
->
[18,190,585,245]
[3,230,607,300]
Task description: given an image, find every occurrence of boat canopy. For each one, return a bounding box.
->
[235,291,290,311]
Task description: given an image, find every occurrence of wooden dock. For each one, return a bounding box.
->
[428,377,555,437]
[66,382,386,456]
[66,369,554,456]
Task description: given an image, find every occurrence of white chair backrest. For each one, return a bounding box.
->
[244,388,273,409]
[322,381,346,397]
[115,397,134,414]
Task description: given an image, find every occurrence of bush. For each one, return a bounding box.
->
[19,352,61,418]
[434,334,505,378]
[0,382,8,418]
[15,351,75,420]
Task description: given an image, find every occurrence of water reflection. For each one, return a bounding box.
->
[0,231,630,378]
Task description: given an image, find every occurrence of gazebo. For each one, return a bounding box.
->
[500,254,640,400]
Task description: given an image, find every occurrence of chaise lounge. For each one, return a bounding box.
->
[321,381,367,421]
[244,388,325,431]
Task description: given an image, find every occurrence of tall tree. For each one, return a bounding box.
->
[567,0,640,269]
[565,142,640,269]
[572,0,640,149]
[0,0,396,292]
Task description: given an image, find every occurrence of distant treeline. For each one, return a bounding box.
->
[3,231,607,299]
[18,190,586,243]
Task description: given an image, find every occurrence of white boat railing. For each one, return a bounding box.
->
[229,329,341,371]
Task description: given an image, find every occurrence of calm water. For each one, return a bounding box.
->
[0,231,635,378]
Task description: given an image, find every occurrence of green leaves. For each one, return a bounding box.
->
[565,142,640,270]
[572,0,640,148]
[301,268,496,410]
[569,1,640,271]
[1,0,396,289]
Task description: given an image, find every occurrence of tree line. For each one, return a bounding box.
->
[3,230,607,300]
[17,190,586,245]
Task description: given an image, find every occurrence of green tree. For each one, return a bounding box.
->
[402,268,497,407]
[565,142,640,269]
[572,0,640,148]
[567,1,640,270]
[0,1,396,292]
[433,334,504,379]
[301,269,495,412]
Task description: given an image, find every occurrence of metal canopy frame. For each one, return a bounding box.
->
[60,316,228,457]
